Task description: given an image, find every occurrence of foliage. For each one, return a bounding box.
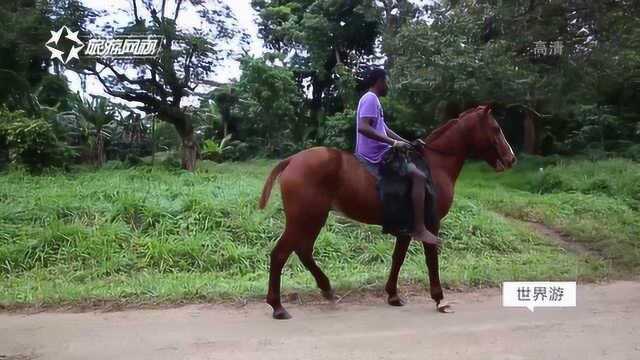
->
[69,0,247,170]
[321,109,355,150]
[0,0,94,112]
[461,157,640,272]
[201,135,233,162]
[212,85,239,138]
[0,107,74,171]
[62,94,119,166]
[531,158,640,209]
[236,57,306,156]
[106,112,152,162]
[0,158,616,305]
[36,75,72,110]
[253,0,383,126]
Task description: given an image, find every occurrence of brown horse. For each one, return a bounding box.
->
[259,104,516,319]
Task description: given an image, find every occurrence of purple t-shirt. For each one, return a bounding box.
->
[355,91,390,163]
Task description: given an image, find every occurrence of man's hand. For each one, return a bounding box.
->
[410,139,426,150]
[393,140,411,149]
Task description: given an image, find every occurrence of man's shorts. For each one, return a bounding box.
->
[355,153,382,181]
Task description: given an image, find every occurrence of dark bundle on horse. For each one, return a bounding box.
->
[378,146,438,235]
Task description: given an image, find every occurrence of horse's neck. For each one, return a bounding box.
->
[425,123,469,187]
[426,148,466,186]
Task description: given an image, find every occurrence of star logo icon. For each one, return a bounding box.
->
[45,26,85,64]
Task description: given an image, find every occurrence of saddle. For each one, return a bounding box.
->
[377,145,439,236]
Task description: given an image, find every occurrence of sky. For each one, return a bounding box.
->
[66,0,434,108]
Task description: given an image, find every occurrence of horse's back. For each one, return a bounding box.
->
[279,147,382,224]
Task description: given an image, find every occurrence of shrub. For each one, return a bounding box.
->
[0,108,75,171]
[623,144,640,162]
[201,135,232,162]
[322,109,356,151]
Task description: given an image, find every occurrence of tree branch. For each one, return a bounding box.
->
[132,0,140,24]
[174,0,183,22]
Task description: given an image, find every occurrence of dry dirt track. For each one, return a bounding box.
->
[1,281,640,360]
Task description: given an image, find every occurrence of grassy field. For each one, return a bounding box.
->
[1,155,637,307]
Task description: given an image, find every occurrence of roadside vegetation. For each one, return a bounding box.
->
[3,155,636,307]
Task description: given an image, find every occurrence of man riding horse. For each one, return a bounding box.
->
[354,68,440,247]
[259,67,517,319]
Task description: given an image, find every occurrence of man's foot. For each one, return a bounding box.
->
[412,228,440,246]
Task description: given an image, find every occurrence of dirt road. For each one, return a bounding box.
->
[1,281,639,360]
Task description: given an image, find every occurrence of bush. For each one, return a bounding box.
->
[321,109,356,151]
[620,144,640,162]
[530,158,640,208]
[222,140,252,161]
[0,127,7,170]
[0,108,75,171]
[201,135,232,162]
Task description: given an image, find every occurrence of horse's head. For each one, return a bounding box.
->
[465,104,517,172]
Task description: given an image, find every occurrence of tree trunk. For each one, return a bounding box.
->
[94,130,105,167]
[151,115,156,165]
[0,136,8,170]
[523,110,537,154]
[310,75,325,129]
[180,131,197,171]
[159,106,197,171]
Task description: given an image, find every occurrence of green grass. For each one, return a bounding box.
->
[457,155,640,273]
[1,155,634,307]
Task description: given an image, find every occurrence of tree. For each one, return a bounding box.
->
[252,0,382,124]
[212,84,239,138]
[236,57,305,155]
[379,0,419,69]
[0,0,95,112]
[386,1,583,152]
[67,95,118,166]
[73,0,246,170]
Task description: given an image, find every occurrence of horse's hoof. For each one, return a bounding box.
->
[436,301,455,313]
[387,294,405,307]
[272,308,292,320]
[322,289,337,302]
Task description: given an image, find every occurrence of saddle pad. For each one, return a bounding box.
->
[378,148,439,235]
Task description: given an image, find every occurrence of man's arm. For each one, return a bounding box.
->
[358,117,396,145]
[385,125,410,144]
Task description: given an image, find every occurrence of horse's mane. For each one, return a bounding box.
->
[424,105,488,144]
[425,118,459,144]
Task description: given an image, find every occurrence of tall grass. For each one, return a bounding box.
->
[0,158,613,306]
[458,155,640,272]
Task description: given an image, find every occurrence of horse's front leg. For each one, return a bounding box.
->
[422,242,453,313]
[385,235,411,306]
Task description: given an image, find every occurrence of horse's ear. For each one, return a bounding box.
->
[486,102,497,113]
[480,104,492,121]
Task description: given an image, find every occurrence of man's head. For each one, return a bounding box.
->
[366,68,389,97]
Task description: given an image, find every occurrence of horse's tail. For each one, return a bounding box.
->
[259,158,291,209]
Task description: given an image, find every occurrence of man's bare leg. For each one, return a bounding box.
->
[408,164,440,246]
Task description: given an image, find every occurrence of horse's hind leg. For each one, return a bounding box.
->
[295,215,334,301]
[266,230,295,320]
[385,235,411,306]
[267,208,330,319]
